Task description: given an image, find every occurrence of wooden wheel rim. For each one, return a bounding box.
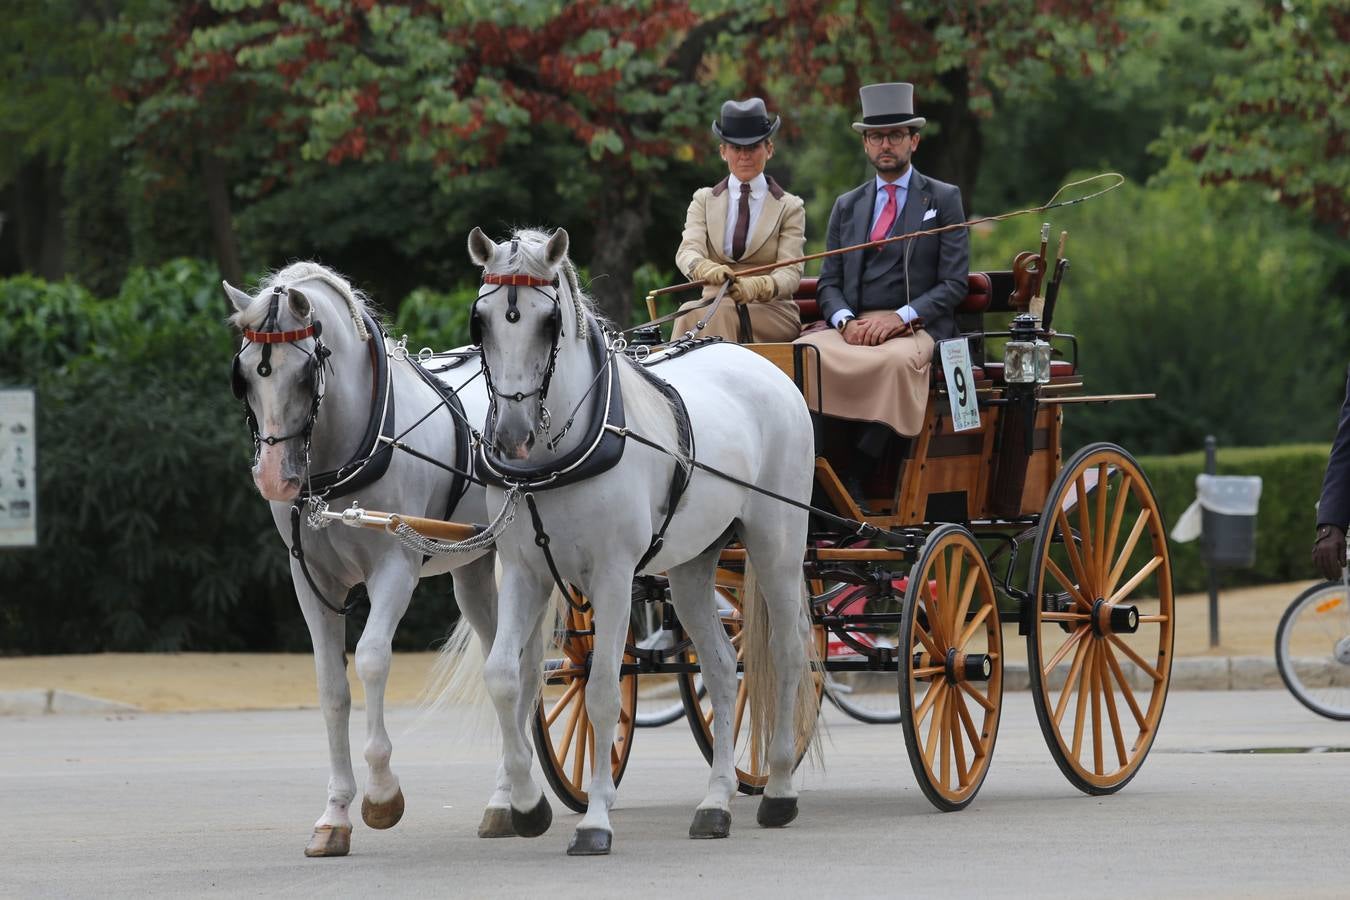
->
[681,586,825,793]
[899,525,1003,809]
[1027,443,1175,792]
[533,603,638,813]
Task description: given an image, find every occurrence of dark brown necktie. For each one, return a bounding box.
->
[731,183,752,259]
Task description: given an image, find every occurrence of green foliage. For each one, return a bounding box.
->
[971,176,1348,455]
[1141,443,1331,594]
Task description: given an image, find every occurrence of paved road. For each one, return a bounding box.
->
[2,692,1346,898]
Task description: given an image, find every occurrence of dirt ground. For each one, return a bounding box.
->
[0,580,1319,713]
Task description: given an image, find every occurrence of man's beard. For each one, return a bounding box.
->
[871,154,907,175]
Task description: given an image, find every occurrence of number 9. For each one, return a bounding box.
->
[954,367,968,407]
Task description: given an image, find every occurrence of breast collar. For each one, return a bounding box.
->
[475,325,626,491]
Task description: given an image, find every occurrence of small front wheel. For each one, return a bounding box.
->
[1275,580,1350,720]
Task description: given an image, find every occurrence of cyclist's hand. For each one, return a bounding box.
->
[1312,524,1346,581]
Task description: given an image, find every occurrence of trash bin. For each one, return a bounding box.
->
[1170,474,1262,568]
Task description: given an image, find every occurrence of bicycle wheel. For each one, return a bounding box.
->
[821,583,903,725]
[630,598,692,728]
[1275,580,1350,720]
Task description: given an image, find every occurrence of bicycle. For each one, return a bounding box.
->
[1274,564,1350,721]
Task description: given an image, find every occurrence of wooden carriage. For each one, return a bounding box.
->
[528,257,1176,815]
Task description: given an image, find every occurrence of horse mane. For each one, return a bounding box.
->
[230,261,375,341]
[502,228,686,467]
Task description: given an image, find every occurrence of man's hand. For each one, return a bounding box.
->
[1313,525,1346,581]
[693,261,734,285]
[728,275,775,303]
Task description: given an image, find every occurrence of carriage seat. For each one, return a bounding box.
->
[790,273,1075,382]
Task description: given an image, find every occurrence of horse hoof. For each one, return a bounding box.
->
[566,828,612,856]
[361,789,405,830]
[689,808,731,839]
[478,806,516,838]
[756,796,799,828]
[510,794,553,838]
[304,824,352,857]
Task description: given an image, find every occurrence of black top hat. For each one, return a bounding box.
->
[712,97,781,146]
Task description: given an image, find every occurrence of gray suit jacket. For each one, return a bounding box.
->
[1318,364,1350,528]
[816,168,969,342]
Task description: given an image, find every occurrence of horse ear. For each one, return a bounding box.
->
[223,281,253,312]
[545,228,570,269]
[467,227,497,267]
[288,286,312,320]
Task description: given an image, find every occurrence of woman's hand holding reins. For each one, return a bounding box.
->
[692,260,735,286]
[728,274,775,304]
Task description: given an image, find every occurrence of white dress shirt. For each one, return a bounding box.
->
[722,173,769,258]
[830,168,918,330]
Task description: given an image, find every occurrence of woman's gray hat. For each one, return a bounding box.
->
[851,82,926,132]
[712,97,781,145]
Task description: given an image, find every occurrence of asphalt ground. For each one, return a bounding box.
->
[1,691,1346,899]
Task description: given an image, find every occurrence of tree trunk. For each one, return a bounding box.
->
[919,67,984,212]
[587,186,651,328]
[201,151,244,291]
[13,158,66,280]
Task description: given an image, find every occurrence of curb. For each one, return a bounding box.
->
[1001,655,1349,691]
[0,690,140,716]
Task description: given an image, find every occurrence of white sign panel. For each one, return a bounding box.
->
[0,388,36,547]
[939,338,981,433]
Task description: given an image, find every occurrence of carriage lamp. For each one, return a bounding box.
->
[1003,313,1052,384]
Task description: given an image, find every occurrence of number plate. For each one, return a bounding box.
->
[939,339,981,433]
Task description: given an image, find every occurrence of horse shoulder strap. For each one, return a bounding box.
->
[634,365,695,572]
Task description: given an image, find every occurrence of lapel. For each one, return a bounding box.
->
[742,190,785,260]
[899,169,929,243]
[849,178,876,249]
[707,186,730,261]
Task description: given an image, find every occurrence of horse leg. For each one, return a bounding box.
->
[482,563,554,838]
[450,552,517,838]
[740,525,812,828]
[295,577,358,857]
[666,554,739,840]
[568,569,634,857]
[353,562,417,830]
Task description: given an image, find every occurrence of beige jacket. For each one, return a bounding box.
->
[675,175,806,302]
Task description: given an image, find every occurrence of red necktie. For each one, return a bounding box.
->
[870,184,899,242]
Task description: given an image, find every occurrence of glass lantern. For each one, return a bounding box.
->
[1003,314,1052,385]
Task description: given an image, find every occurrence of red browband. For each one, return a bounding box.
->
[243,324,318,344]
[483,273,553,287]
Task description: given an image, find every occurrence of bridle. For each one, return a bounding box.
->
[471,239,564,442]
[231,286,331,454]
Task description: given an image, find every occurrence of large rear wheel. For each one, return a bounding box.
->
[533,601,638,813]
[1026,443,1174,794]
[898,525,1003,811]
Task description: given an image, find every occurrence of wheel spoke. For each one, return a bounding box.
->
[1107,633,1163,683]
[557,686,586,759]
[953,689,985,759]
[1042,611,1090,622]
[1071,641,1097,761]
[1137,614,1169,623]
[1042,625,1088,676]
[913,665,945,679]
[947,548,965,640]
[732,679,749,739]
[914,679,947,727]
[1053,633,1092,727]
[1099,648,1128,766]
[1090,642,1104,775]
[1101,474,1134,586]
[952,567,980,645]
[1105,509,1150,598]
[1102,643,1148,730]
[1075,474,1099,592]
[545,679,582,726]
[1045,558,1094,611]
[1093,463,1111,584]
[912,619,942,660]
[1055,508,1095,601]
[930,552,951,649]
[955,604,992,651]
[572,715,590,786]
[959,680,995,712]
[949,698,968,786]
[925,684,949,770]
[1108,555,1163,605]
[939,690,952,789]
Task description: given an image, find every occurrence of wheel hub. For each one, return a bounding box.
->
[1092,598,1139,635]
[1334,636,1350,665]
[944,648,993,683]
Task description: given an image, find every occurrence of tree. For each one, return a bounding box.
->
[1159,0,1349,236]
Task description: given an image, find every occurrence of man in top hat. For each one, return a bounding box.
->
[795,82,969,503]
[672,97,805,343]
[1313,364,1350,580]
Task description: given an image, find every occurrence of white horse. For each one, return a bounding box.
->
[462,227,818,855]
[225,263,516,857]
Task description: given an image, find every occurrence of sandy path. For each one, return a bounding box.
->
[0,580,1321,712]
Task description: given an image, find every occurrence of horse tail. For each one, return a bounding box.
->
[415,558,503,740]
[739,563,823,773]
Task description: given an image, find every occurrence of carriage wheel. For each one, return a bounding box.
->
[898,525,1003,811]
[1026,443,1174,794]
[679,586,825,795]
[532,601,638,813]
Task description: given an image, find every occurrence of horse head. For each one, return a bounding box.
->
[467,226,581,461]
[225,278,334,502]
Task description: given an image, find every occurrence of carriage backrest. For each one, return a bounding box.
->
[790,271,1015,321]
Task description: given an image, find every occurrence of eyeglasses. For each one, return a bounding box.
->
[864,130,915,146]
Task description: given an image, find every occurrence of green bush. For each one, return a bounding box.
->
[1141,443,1330,595]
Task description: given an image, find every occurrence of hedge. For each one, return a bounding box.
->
[1138,443,1330,595]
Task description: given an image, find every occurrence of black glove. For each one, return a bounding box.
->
[1312,524,1346,581]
